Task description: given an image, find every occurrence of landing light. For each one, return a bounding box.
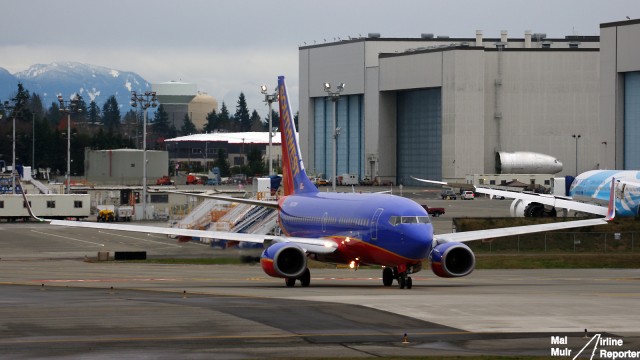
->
[349,261,356,269]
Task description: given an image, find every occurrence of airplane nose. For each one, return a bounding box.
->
[405,224,433,259]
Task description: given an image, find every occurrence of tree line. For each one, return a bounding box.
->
[0,83,297,178]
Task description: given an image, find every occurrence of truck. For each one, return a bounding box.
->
[186,173,203,185]
[338,173,359,186]
[156,176,174,186]
[97,204,134,222]
[421,204,445,217]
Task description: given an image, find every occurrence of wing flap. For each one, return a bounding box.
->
[474,187,608,216]
[49,220,337,254]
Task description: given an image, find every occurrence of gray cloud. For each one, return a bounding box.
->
[1,0,637,115]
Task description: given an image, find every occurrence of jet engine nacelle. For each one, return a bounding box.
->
[496,151,563,174]
[429,242,475,278]
[260,242,308,279]
[510,199,557,217]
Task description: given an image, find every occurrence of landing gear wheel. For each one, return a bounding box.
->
[285,278,296,287]
[398,276,406,289]
[382,268,394,286]
[406,277,413,289]
[299,268,311,287]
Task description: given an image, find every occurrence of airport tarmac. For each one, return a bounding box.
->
[1,199,639,359]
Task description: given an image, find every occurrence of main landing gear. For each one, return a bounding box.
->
[285,268,311,287]
[382,267,413,289]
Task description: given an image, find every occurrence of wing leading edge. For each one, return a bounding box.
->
[49,219,337,254]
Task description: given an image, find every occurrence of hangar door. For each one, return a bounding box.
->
[313,95,364,180]
[624,72,640,169]
[396,88,442,186]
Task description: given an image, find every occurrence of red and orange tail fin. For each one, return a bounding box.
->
[277,76,318,196]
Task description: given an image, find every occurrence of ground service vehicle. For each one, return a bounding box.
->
[421,205,445,217]
[156,176,174,185]
[186,174,202,185]
[461,191,475,200]
[441,189,457,200]
[97,209,115,222]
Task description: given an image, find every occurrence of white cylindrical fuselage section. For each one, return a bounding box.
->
[496,151,563,174]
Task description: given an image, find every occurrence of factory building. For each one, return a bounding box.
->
[84,149,169,185]
[165,132,283,173]
[152,81,218,131]
[600,19,640,170]
[298,29,615,186]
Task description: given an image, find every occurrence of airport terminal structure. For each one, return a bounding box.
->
[298,20,640,186]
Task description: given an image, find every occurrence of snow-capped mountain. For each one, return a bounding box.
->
[0,62,151,112]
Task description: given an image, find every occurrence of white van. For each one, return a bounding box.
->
[461,191,475,200]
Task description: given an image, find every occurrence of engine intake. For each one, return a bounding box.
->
[429,242,475,278]
[260,242,307,278]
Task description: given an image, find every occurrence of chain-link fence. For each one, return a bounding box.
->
[468,231,639,253]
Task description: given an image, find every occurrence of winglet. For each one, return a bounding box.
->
[606,177,616,221]
[277,76,318,196]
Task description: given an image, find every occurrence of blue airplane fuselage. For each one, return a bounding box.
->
[278,192,434,267]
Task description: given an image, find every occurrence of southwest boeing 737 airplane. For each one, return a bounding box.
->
[23,76,613,289]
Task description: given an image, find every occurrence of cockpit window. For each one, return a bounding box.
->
[389,216,430,225]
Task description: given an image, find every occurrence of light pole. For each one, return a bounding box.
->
[130,91,158,220]
[572,134,581,176]
[323,82,345,192]
[58,95,82,195]
[261,85,278,176]
[1,100,16,194]
[32,113,35,178]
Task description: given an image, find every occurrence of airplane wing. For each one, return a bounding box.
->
[411,175,609,217]
[158,190,279,208]
[49,219,337,254]
[473,187,609,216]
[433,217,608,243]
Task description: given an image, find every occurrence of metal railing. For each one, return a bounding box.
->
[469,231,638,253]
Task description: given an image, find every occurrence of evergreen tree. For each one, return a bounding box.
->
[152,104,171,139]
[27,93,45,120]
[249,110,264,131]
[246,146,265,176]
[234,93,251,132]
[180,113,197,135]
[122,109,139,147]
[46,102,62,125]
[204,109,218,133]
[101,95,121,129]
[88,100,101,124]
[213,148,230,176]
[218,102,231,131]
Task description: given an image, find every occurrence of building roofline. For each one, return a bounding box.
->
[600,18,640,28]
[379,45,598,59]
[299,35,599,50]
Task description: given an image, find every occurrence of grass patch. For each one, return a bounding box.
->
[129,257,250,265]
[475,253,640,269]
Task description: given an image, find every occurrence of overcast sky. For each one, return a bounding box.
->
[1,0,638,117]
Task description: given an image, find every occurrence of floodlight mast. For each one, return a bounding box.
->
[323,82,345,191]
[58,94,83,195]
[130,91,158,220]
[261,85,278,176]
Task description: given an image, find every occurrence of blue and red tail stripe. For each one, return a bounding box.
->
[277,76,318,196]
